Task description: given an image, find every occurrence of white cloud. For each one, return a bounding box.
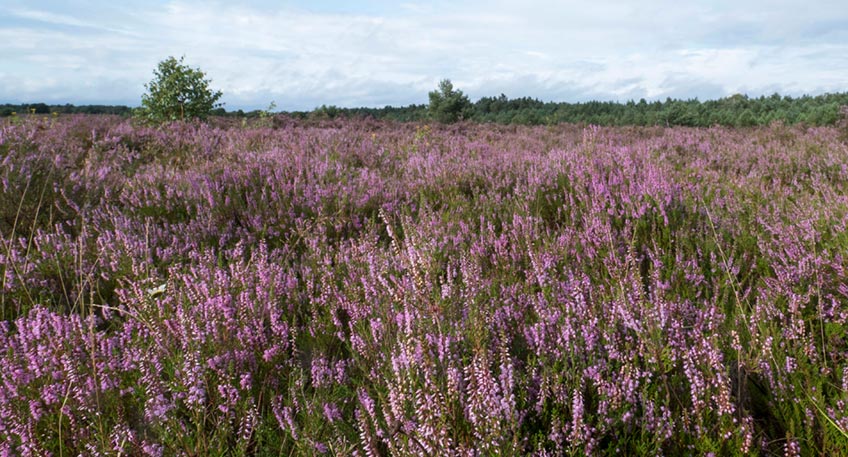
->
[8,7,132,34]
[1,0,846,109]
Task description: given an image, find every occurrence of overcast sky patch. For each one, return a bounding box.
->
[1,0,846,110]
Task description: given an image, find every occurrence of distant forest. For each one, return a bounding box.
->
[0,103,133,117]
[4,91,847,127]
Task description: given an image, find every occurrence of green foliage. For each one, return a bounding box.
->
[736,109,758,127]
[428,79,473,123]
[283,91,848,128]
[309,104,343,121]
[7,91,848,129]
[0,104,133,117]
[137,56,223,123]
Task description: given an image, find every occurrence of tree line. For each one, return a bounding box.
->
[0,103,133,117]
[6,92,846,128]
[300,90,848,127]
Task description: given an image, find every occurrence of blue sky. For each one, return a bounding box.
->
[1,0,847,110]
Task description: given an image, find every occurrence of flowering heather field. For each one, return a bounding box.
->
[1,115,847,456]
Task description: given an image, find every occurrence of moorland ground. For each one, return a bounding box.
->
[1,115,847,455]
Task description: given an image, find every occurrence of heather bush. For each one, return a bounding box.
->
[0,115,847,455]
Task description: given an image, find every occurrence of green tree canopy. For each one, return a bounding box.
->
[428,79,472,123]
[138,56,223,123]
